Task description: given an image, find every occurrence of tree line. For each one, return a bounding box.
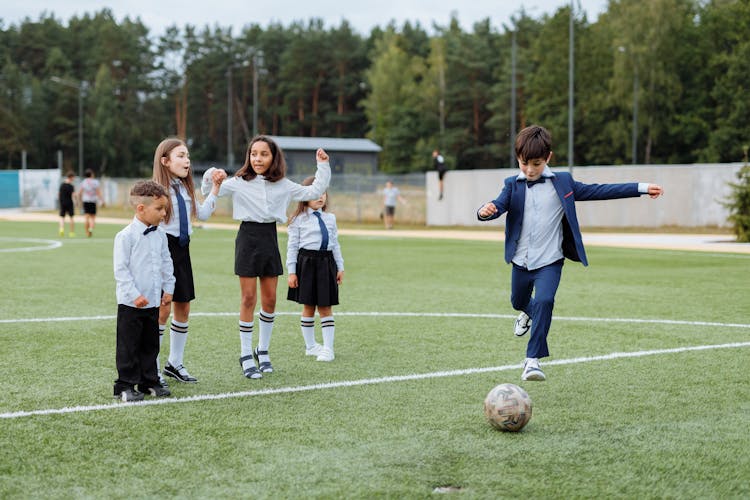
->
[1,0,749,177]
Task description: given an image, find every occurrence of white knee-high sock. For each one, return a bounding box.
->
[321,315,335,350]
[168,319,188,367]
[257,310,275,362]
[239,320,254,370]
[301,316,316,349]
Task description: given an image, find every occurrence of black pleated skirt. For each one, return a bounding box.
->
[166,234,195,302]
[287,249,339,306]
[234,221,284,277]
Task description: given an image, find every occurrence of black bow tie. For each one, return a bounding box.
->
[143,226,158,235]
[526,177,546,187]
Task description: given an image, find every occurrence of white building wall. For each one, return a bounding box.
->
[426,163,743,228]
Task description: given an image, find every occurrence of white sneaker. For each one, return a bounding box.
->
[514,311,531,337]
[305,343,325,356]
[521,358,546,381]
[316,347,334,362]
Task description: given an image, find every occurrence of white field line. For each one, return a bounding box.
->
[0,237,62,253]
[2,310,750,330]
[2,341,748,420]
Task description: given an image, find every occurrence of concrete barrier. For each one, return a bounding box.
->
[426,163,743,228]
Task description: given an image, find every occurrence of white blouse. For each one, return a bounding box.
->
[160,181,217,238]
[286,208,344,274]
[202,162,331,224]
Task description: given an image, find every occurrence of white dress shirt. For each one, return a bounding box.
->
[202,162,331,223]
[286,208,344,274]
[159,181,217,238]
[114,217,176,308]
[512,167,564,270]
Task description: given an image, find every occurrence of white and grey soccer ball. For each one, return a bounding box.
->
[483,383,533,432]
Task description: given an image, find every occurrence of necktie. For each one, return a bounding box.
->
[526,177,546,188]
[312,211,328,251]
[143,225,158,235]
[174,183,190,247]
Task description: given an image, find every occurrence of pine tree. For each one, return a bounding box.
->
[725,146,750,242]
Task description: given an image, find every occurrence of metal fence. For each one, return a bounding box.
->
[107,172,427,225]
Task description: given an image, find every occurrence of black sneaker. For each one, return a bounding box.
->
[144,385,171,397]
[163,362,198,383]
[115,389,145,402]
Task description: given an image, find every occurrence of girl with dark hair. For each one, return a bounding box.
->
[203,135,330,379]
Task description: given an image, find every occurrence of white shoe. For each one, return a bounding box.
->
[514,311,531,337]
[305,343,325,356]
[316,347,334,362]
[521,358,546,381]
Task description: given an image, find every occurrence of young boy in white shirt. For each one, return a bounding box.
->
[113,180,176,402]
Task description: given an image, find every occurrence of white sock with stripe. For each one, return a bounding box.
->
[239,320,254,371]
[168,319,188,368]
[257,310,275,363]
[301,316,316,349]
[321,315,335,351]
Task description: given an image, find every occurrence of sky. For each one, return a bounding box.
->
[3,0,609,36]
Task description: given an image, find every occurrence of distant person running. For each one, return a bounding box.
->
[382,180,407,229]
[58,171,76,237]
[77,169,104,237]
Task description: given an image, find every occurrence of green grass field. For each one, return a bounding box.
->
[1,219,748,498]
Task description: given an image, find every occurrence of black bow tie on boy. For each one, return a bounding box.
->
[143,225,158,235]
[526,177,546,188]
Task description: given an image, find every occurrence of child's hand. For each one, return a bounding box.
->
[478,202,498,218]
[316,149,329,162]
[134,295,149,308]
[336,270,344,285]
[647,184,663,198]
[288,274,298,288]
[212,168,227,185]
[161,293,173,307]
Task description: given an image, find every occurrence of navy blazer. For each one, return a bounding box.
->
[478,172,642,266]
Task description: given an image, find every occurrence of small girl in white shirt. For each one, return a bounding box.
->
[286,177,344,362]
[203,135,330,379]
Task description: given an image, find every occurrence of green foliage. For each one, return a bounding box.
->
[0,220,749,497]
[3,2,750,174]
[725,161,750,242]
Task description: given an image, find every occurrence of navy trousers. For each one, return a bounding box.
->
[510,259,564,359]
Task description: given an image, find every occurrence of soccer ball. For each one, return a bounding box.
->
[483,383,533,432]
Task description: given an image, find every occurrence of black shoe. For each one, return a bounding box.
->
[115,389,144,402]
[254,347,274,373]
[143,385,171,397]
[240,355,262,379]
[163,362,198,383]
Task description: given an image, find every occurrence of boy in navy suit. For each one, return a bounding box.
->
[477,125,663,381]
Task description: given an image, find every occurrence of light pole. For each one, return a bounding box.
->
[227,51,263,168]
[51,76,84,177]
[618,46,638,164]
[568,0,574,173]
[252,50,264,137]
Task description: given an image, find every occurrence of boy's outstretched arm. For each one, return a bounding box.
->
[647,184,663,199]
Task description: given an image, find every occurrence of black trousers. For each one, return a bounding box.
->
[114,304,160,395]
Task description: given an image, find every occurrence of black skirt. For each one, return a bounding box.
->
[167,234,195,302]
[235,221,283,277]
[287,248,339,307]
